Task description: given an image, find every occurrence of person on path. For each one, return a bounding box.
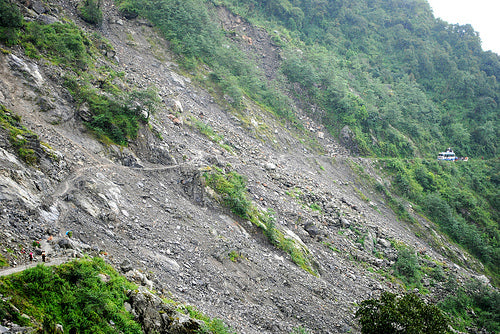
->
[41,251,46,262]
[29,252,33,262]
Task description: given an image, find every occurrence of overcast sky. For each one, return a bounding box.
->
[426,0,500,54]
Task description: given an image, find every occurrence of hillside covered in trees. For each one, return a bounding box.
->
[117,0,500,159]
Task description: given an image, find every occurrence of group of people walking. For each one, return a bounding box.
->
[28,251,46,263]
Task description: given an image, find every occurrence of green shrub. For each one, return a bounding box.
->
[290,326,312,334]
[203,167,252,219]
[356,291,450,334]
[0,257,141,333]
[0,105,39,164]
[117,0,138,19]
[65,77,158,146]
[78,0,103,25]
[0,0,22,45]
[393,246,421,286]
[203,169,316,274]
[20,21,91,70]
[439,279,500,333]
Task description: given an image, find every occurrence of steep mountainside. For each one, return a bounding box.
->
[0,0,498,333]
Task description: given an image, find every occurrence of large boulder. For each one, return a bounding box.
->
[127,287,204,334]
[340,125,359,155]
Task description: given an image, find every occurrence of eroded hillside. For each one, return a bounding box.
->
[0,0,493,333]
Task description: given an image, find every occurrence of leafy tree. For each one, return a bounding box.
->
[356,292,450,334]
[78,0,103,25]
[393,247,421,286]
[0,0,22,44]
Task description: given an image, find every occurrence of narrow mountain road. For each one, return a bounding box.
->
[0,257,68,277]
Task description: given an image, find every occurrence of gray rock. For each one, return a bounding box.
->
[163,257,180,272]
[127,288,203,334]
[8,54,44,89]
[378,238,391,248]
[37,14,59,25]
[121,259,133,273]
[340,217,350,228]
[304,222,320,237]
[265,162,276,170]
[474,274,490,285]
[57,238,73,249]
[363,231,375,254]
[31,1,47,14]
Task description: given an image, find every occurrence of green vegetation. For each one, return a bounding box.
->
[0,257,142,333]
[393,245,422,288]
[382,158,499,284]
[0,0,22,45]
[78,0,103,25]
[203,167,252,219]
[439,278,500,333]
[228,250,242,262]
[0,253,8,267]
[20,21,92,70]
[65,76,159,145]
[189,116,234,153]
[356,291,450,334]
[218,0,499,159]
[0,7,159,146]
[203,167,317,274]
[0,105,39,164]
[178,305,235,334]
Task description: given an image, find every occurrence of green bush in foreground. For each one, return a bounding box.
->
[356,292,450,334]
[0,257,141,333]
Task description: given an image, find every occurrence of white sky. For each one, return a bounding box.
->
[426,0,500,54]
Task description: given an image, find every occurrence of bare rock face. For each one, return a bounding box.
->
[340,125,358,155]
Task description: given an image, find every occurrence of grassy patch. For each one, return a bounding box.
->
[188,116,234,153]
[178,305,235,334]
[203,167,317,275]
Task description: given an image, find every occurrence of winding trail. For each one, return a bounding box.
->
[0,257,69,277]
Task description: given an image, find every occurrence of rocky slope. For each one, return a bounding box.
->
[0,0,488,333]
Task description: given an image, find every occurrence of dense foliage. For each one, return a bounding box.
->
[0,258,142,333]
[20,21,91,70]
[203,167,253,219]
[218,0,500,159]
[382,158,500,283]
[0,104,39,164]
[78,0,103,25]
[439,278,500,333]
[0,0,22,45]
[355,291,449,334]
